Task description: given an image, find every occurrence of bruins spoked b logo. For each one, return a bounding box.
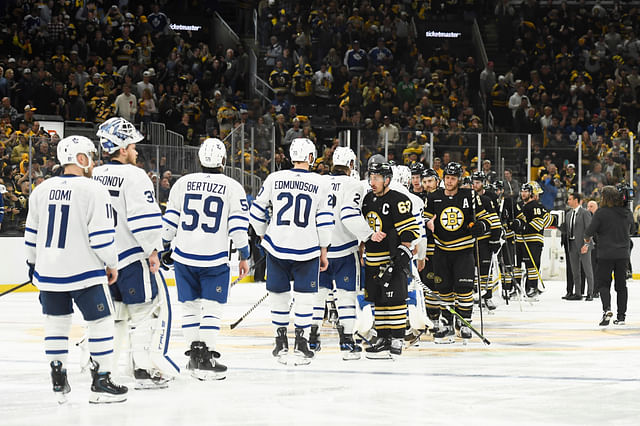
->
[366,211,383,232]
[439,206,463,231]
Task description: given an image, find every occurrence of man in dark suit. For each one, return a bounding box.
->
[566,193,595,300]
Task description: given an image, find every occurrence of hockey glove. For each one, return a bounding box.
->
[469,220,488,238]
[160,241,173,270]
[394,244,413,276]
[511,218,525,233]
[26,261,35,282]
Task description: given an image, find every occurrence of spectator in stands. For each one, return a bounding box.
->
[283,117,303,150]
[0,98,18,123]
[114,83,137,122]
[136,70,155,100]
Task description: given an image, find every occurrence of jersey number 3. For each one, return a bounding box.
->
[182,194,223,233]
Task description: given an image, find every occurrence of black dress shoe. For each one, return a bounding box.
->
[566,294,582,300]
[561,293,572,300]
[585,296,593,301]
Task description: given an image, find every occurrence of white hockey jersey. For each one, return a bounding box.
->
[162,172,249,268]
[25,175,118,291]
[391,182,426,239]
[92,162,163,269]
[249,169,333,261]
[325,173,372,258]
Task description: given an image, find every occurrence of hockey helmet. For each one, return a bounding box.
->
[392,165,411,187]
[368,161,393,179]
[332,146,356,170]
[521,181,543,195]
[199,138,226,168]
[443,162,463,178]
[367,153,386,169]
[410,161,425,175]
[422,168,440,180]
[289,137,316,166]
[461,176,472,187]
[57,135,97,172]
[97,117,144,154]
[493,180,504,190]
[471,171,485,182]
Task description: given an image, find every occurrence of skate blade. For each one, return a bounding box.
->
[341,352,362,361]
[291,351,313,366]
[54,392,69,405]
[89,392,127,404]
[134,379,170,390]
[191,370,226,381]
[364,351,392,360]
[434,337,456,344]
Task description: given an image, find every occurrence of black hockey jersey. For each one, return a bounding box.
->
[362,189,420,267]
[515,200,552,244]
[476,191,502,242]
[423,187,492,251]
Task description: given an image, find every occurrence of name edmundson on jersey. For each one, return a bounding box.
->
[186,181,227,194]
[274,180,319,193]
[93,175,125,187]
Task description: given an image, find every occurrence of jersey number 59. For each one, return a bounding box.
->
[181,194,223,233]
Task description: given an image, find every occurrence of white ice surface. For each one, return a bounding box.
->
[1,280,639,426]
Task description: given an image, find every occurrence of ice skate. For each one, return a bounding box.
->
[483,297,497,311]
[365,337,392,359]
[459,326,472,344]
[390,338,403,358]
[50,361,71,404]
[133,368,171,390]
[308,324,321,352]
[337,325,362,360]
[272,327,289,365]
[195,349,227,381]
[434,325,455,344]
[89,360,128,404]
[292,328,314,366]
[599,311,613,326]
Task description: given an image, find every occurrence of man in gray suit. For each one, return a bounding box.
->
[566,193,595,300]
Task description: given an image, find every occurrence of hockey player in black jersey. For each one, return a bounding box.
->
[409,162,428,201]
[420,168,442,330]
[362,162,421,358]
[471,172,502,310]
[424,163,494,343]
[493,181,517,298]
[512,182,552,298]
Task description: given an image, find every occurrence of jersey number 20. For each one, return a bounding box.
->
[276,192,311,227]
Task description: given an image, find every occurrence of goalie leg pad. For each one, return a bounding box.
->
[128,301,158,372]
[148,271,180,378]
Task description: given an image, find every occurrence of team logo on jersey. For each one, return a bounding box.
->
[434,275,443,284]
[366,211,383,232]
[439,206,464,231]
[426,272,434,280]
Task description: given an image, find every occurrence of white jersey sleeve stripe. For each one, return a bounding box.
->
[88,229,115,238]
[229,226,249,234]
[128,212,162,222]
[165,209,180,216]
[91,239,114,250]
[229,215,249,222]
[131,224,162,234]
[162,217,178,228]
[250,212,267,223]
[263,234,319,256]
[341,212,362,220]
[25,241,36,247]
[328,240,358,252]
[119,246,143,261]
[25,227,37,234]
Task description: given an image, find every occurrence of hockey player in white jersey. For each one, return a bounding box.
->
[249,137,333,365]
[309,147,372,360]
[25,135,127,404]
[162,138,250,380]
[93,117,176,389]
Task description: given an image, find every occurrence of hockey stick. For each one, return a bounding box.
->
[412,272,491,345]
[229,292,269,329]
[0,280,32,297]
[499,234,534,307]
[519,234,546,290]
[470,190,484,334]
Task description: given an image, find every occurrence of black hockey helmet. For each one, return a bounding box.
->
[461,176,472,186]
[422,168,440,180]
[471,171,485,182]
[443,162,462,178]
[410,161,425,175]
[368,161,393,179]
[388,159,397,167]
[521,182,534,192]
[367,153,386,169]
